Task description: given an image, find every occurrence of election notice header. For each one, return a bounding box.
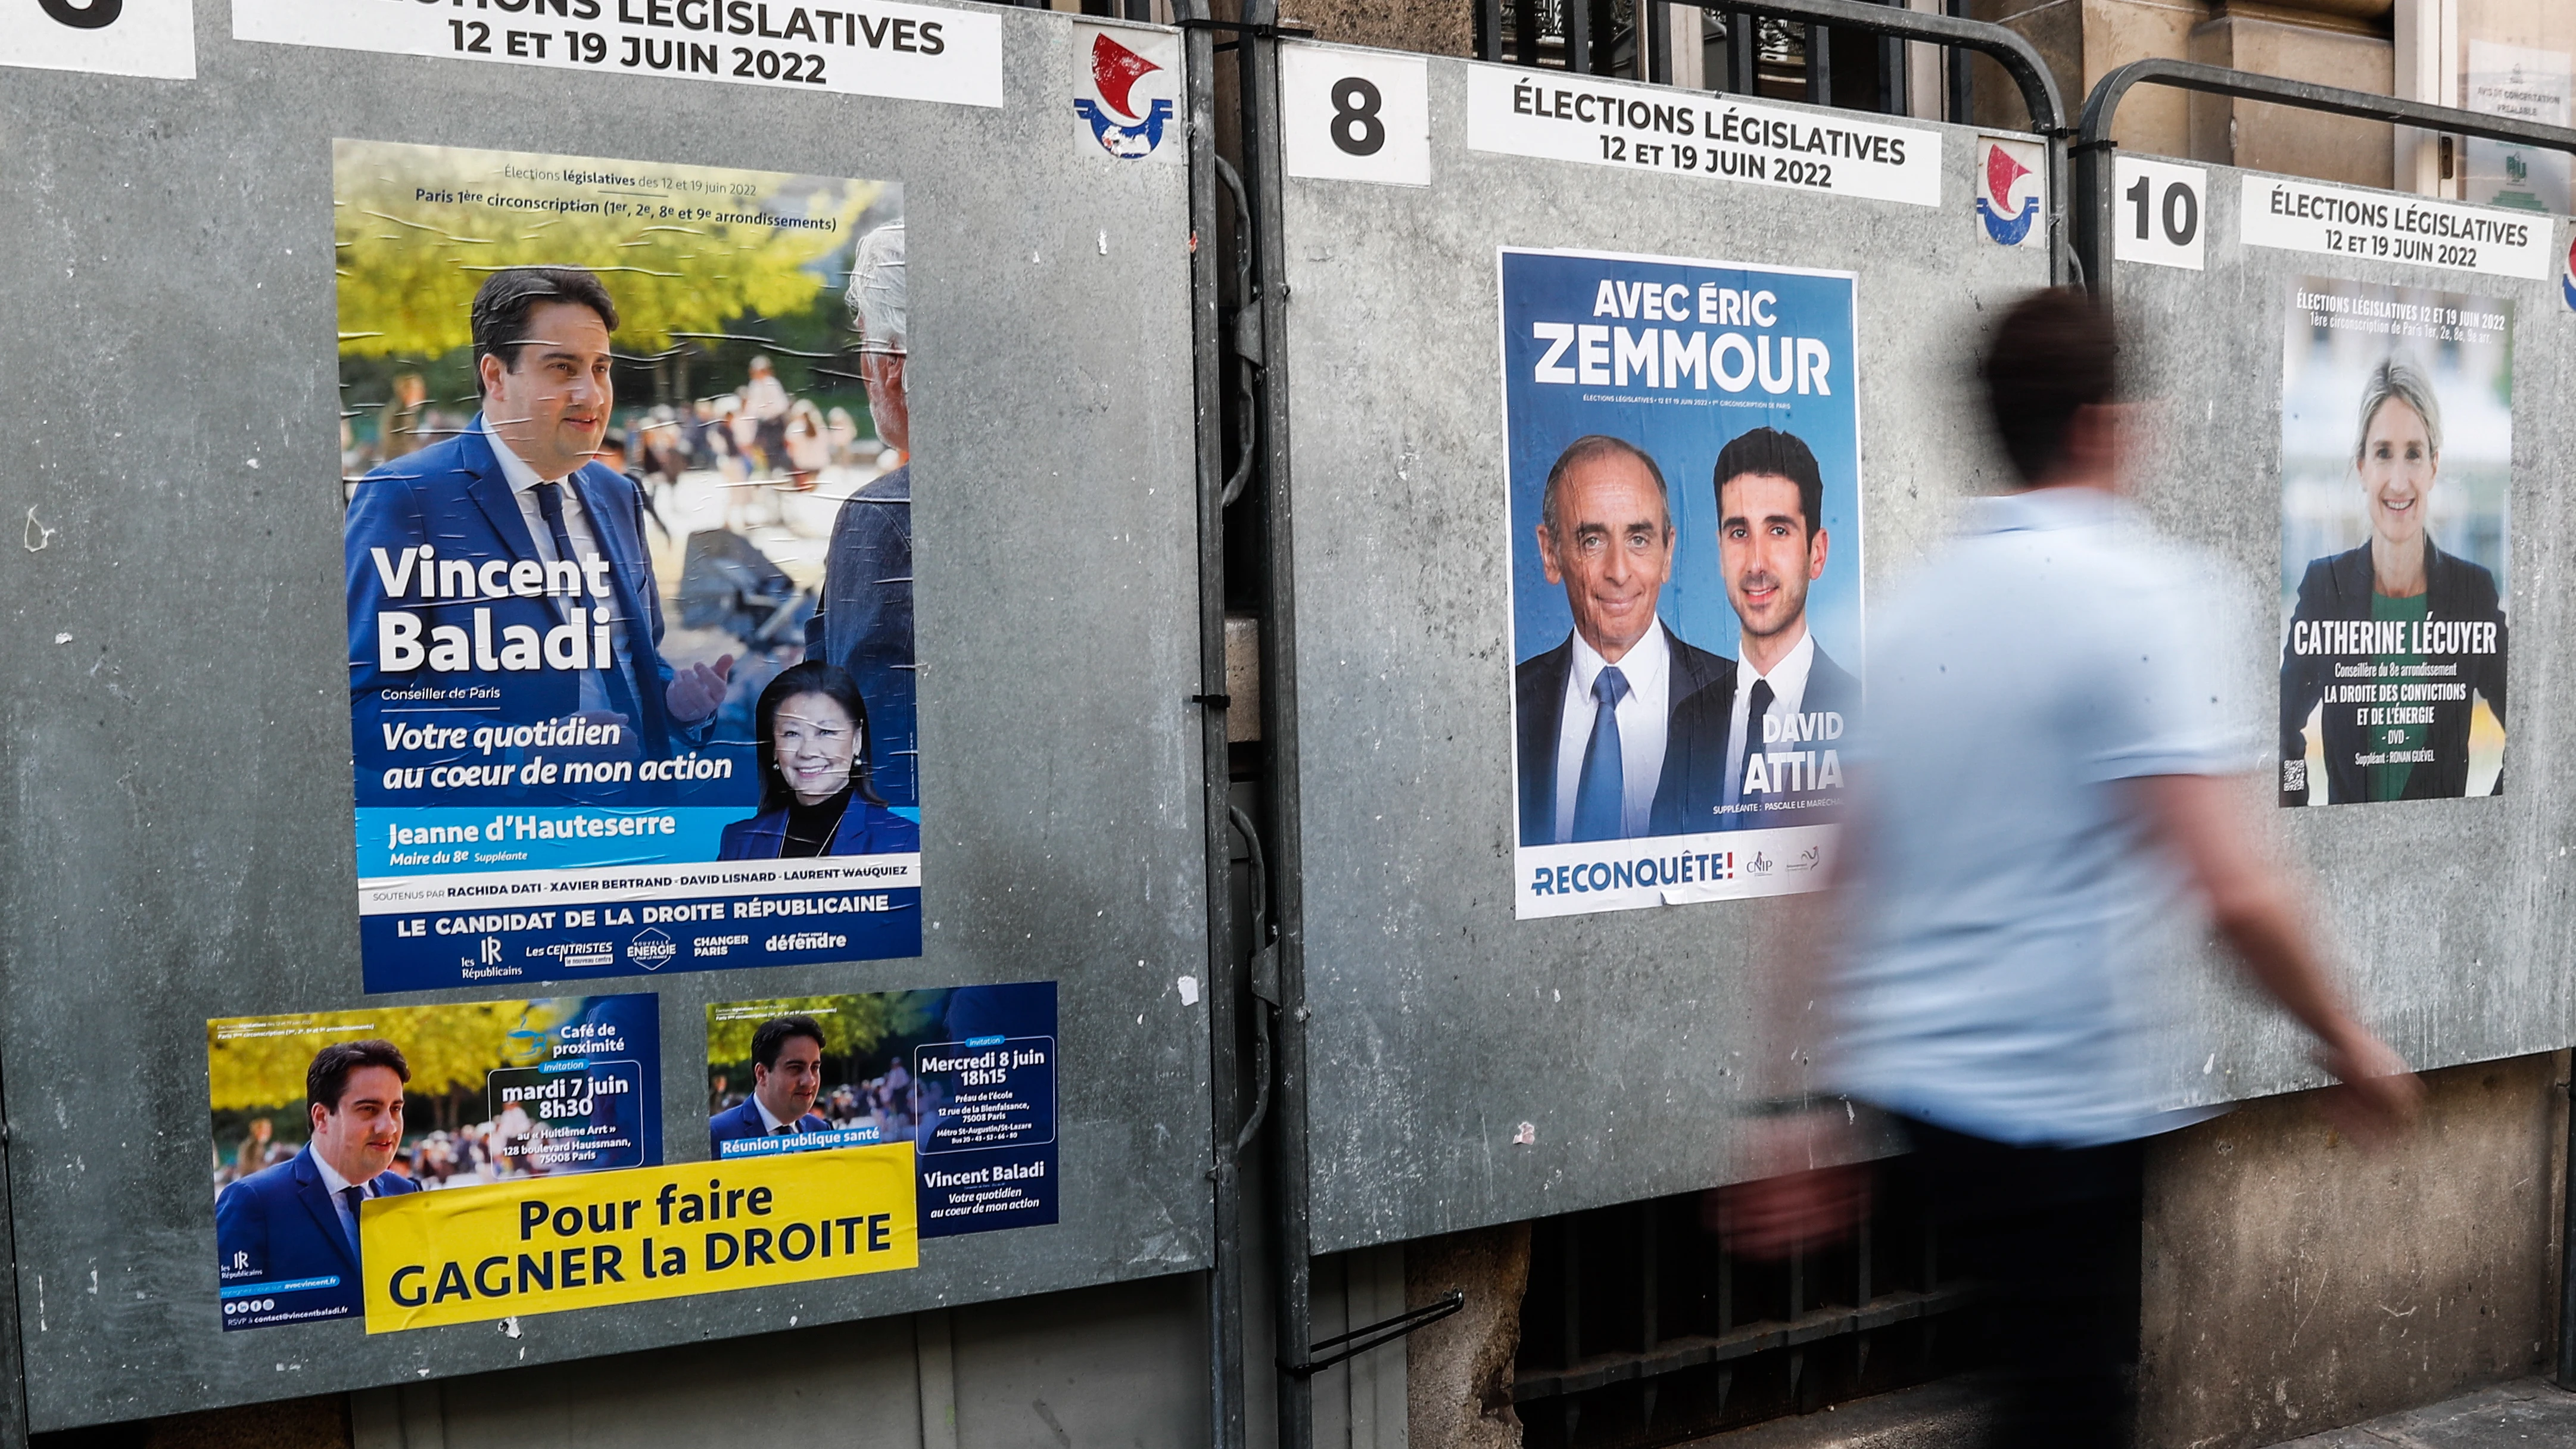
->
[1467,64,1941,208]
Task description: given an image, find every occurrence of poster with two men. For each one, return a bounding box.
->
[1503,247,1862,917]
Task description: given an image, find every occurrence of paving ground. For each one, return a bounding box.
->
[1690,1375,2576,1447]
[2269,1378,2576,1447]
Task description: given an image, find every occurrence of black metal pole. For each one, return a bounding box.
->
[1231,0,1313,1445]
[1727,8,1756,95]
[1178,0,1245,1441]
[1944,0,1968,123]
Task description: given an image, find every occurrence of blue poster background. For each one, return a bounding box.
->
[1500,248,1862,680]
[705,982,1057,1241]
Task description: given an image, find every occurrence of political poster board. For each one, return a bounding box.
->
[0,3,1214,1431]
[1264,41,2048,1252]
[2108,158,2576,1127]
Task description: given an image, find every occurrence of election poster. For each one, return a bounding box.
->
[361,1145,916,1333]
[339,139,922,991]
[208,994,661,1331]
[2278,276,2510,807]
[1500,247,1862,918]
[707,981,1057,1238]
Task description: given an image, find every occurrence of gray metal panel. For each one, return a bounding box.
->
[0,2,1211,1429]
[2113,163,2576,1112]
[1272,54,2048,1254]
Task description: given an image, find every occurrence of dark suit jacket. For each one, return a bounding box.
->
[2278,539,2508,805]
[214,1147,419,1317]
[708,1098,831,1148]
[806,465,917,808]
[1515,623,1734,845]
[717,797,921,859]
[345,423,703,801]
[1653,640,1859,835]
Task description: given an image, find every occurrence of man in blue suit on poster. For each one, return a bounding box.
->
[709,1014,833,1149]
[1514,435,1734,846]
[1655,427,1861,834]
[214,1040,419,1327]
[344,267,733,799]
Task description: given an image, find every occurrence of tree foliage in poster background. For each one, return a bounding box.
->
[334,139,886,361]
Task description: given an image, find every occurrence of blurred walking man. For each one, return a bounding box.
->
[1725,290,2421,1447]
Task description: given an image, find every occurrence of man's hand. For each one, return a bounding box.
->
[2317,1028,2424,1149]
[1705,1109,1869,1261]
[666,654,735,724]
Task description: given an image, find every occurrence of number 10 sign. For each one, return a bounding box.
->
[2114,156,2206,271]
[1281,40,1431,186]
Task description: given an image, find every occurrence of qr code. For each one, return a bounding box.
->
[2281,759,2307,793]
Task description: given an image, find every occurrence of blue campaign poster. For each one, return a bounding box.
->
[1499,247,1864,918]
[336,138,920,991]
[705,981,1057,1239]
[208,993,662,1331]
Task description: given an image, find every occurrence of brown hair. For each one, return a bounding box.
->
[307,1039,410,1113]
[1981,288,2117,486]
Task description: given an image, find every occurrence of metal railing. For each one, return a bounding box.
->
[1472,0,2073,281]
[2074,58,2576,304]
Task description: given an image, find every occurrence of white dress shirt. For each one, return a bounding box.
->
[752,1095,806,1134]
[312,1150,375,1256]
[1552,622,1673,842]
[482,418,629,716]
[1723,628,1816,808]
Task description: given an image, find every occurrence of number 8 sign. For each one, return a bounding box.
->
[17,0,197,77]
[1281,40,1429,186]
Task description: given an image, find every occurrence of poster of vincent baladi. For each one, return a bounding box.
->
[2278,275,2510,807]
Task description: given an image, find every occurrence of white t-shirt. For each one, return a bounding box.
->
[1833,486,2250,1146]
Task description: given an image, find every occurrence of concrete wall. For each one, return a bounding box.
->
[338,1274,1210,1449]
[1291,0,1474,58]
[2138,1052,2570,1449]
[1404,1226,1528,1449]
[2189,10,2397,188]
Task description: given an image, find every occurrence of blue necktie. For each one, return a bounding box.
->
[339,1184,367,1258]
[533,481,643,726]
[1571,666,1630,842]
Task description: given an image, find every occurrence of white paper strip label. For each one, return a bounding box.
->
[2238,173,2549,280]
[233,0,1001,107]
[1466,64,1941,207]
[17,0,196,80]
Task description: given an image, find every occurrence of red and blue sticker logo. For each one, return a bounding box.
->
[1976,137,2044,249]
[1074,29,1176,160]
[2560,235,2576,312]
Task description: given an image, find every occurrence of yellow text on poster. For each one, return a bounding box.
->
[362,1143,916,1332]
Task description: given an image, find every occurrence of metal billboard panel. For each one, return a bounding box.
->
[1269,43,2050,1253]
[0,7,1212,1429]
[2111,159,2576,1112]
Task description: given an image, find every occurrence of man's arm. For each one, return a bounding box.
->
[2132,773,2421,1142]
[1714,824,1871,1257]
